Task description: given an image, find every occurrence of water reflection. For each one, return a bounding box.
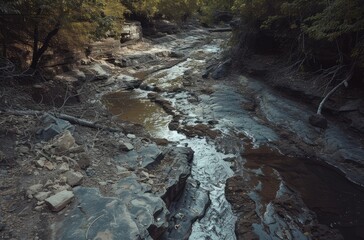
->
[103,90,184,141]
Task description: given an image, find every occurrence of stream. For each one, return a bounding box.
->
[101,27,364,239]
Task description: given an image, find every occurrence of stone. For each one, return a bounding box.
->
[18,146,30,154]
[170,51,184,58]
[99,181,108,186]
[119,142,134,151]
[120,21,142,43]
[309,114,328,129]
[37,114,75,141]
[211,59,232,80]
[27,184,43,198]
[116,144,163,169]
[45,190,74,212]
[34,191,52,201]
[77,153,91,170]
[44,161,55,171]
[35,159,45,168]
[51,183,71,193]
[58,162,70,172]
[53,130,75,152]
[64,171,83,187]
[127,134,136,139]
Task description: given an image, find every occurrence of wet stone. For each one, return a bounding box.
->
[162,179,210,240]
[115,144,163,169]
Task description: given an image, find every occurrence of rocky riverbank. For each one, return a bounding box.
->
[1,21,364,240]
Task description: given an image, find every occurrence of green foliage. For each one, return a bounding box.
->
[232,0,364,66]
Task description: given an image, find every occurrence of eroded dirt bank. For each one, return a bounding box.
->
[1,22,364,240]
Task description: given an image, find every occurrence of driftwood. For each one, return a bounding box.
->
[208,28,232,33]
[1,109,122,132]
[316,72,352,115]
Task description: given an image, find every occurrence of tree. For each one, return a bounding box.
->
[1,0,127,71]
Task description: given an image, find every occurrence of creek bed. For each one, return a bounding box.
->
[103,90,237,239]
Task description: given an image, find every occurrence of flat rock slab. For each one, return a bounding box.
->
[115,144,163,169]
[45,190,74,212]
[162,179,210,240]
[52,187,141,240]
[53,177,169,240]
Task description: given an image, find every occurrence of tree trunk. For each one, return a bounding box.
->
[29,22,60,70]
[29,7,60,70]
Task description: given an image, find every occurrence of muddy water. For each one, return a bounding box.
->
[103,90,182,140]
[243,144,364,239]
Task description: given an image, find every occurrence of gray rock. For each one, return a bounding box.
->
[115,144,163,169]
[27,184,44,198]
[211,59,231,80]
[35,158,45,168]
[120,21,142,43]
[52,130,75,152]
[58,162,70,172]
[52,184,165,240]
[64,171,83,187]
[162,179,210,240]
[127,134,136,139]
[34,191,52,201]
[77,152,91,170]
[119,142,134,151]
[18,146,29,154]
[89,63,111,80]
[37,114,75,141]
[45,190,74,212]
[170,51,184,58]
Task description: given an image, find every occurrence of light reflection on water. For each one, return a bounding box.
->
[103,90,185,141]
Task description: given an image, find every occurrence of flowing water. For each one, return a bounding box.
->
[102,28,364,239]
[104,90,237,239]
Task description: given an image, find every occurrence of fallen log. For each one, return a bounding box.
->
[1,109,122,132]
